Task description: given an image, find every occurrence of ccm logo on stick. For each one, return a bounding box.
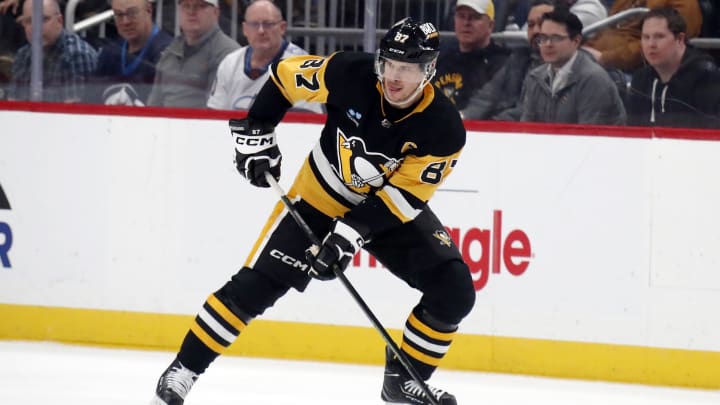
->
[270,249,309,272]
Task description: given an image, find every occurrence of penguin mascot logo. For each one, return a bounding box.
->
[335,130,401,193]
[433,230,453,247]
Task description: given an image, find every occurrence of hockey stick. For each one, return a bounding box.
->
[264,172,440,405]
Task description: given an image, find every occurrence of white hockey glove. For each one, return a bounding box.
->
[229,118,281,188]
[306,219,366,281]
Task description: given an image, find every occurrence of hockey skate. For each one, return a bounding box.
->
[380,347,457,405]
[150,359,198,405]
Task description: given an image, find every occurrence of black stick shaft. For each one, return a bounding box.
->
[264,172,439,405]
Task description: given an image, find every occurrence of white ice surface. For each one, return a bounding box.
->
[2,340,719,404]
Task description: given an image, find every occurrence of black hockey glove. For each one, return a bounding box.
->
[306,219,366,281]
[229,118,281,188]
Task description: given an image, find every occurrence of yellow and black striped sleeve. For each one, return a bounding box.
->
[249,53,335,124]
[268,54,333,105]
[379,150,462,221]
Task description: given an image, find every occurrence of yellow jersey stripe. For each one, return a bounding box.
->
[243,201,287,268]
[290,158,351,219]
[376,187,417,223]
[268,73,294,105]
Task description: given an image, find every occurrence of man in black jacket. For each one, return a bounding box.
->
[627,7,720,129]
[460,0,554,120]
[434,0,509,111]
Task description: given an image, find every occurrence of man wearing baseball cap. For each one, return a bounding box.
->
[434,0,509,113]
[147,0,239,107]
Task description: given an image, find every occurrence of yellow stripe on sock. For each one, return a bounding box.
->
[407,313,456,342]
[401,342,443,367]
[207,294,247,332]
[190,322,227,354]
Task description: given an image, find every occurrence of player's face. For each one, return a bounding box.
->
[378,57,425,106]
[242,0,286,55]
[641,17,685,71]
[538,20,580,69]
[112,0,153,44]
[526,4,554,50]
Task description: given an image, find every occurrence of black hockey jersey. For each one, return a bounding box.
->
[248,51,466,237]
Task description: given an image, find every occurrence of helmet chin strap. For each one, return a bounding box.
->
[375,55,437,109]
[380,77,430,109]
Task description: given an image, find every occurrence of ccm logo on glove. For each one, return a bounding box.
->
[234,133,274,147]
[229,118,281,188]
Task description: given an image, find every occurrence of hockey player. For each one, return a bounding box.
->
[150,17,475,405]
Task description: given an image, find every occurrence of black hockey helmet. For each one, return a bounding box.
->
[378,17,440,64]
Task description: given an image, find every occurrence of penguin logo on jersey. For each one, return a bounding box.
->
[335,130,400,192]
[433,229,453,247]
[433,72,463,105]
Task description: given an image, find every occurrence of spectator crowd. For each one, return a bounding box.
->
[0,0,718,128]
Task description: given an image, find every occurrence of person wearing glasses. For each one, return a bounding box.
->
[460,0,555,120]
[147,0,238,107]
[207,0,321,112]
[89,0,172,105]
[519,8,626,124]
[582,0,702,73]
[7,0,97,102]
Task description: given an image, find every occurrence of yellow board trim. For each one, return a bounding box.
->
[1,303,719,389]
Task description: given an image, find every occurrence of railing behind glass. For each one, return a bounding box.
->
[8,0,716,105]
[67,2,720,55]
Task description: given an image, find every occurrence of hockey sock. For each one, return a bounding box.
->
[176,293,253,373]
[399,306,458,380]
